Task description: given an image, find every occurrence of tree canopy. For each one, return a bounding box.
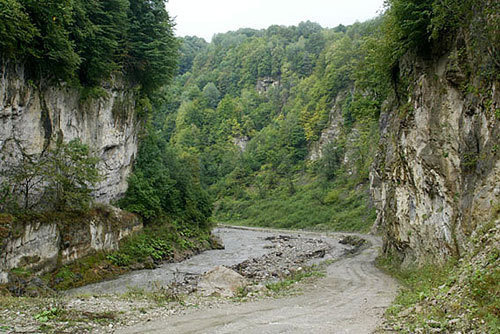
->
[0,0,178,97]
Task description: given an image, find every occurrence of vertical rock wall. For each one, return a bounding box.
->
[371,52,500,265]
[309,91,349,161]
[0,60,140,203]
[0,208,142,283]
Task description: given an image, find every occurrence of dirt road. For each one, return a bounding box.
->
[118,230,398,334]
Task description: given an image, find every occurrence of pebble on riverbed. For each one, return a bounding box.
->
[231,234,333,282]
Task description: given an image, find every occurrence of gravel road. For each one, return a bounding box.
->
[118,228,398,334]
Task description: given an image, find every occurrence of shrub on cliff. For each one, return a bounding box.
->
[384,0,498,64]
[43,138,101,211]
[0,139,100,212]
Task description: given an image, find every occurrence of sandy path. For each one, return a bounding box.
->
[118,231,397,334]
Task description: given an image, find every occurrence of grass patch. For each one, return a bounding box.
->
[377,225,500,333]
[122,285,184,305]
[215,174,375,233]
[44,252,127,291]
[0,294,118,334]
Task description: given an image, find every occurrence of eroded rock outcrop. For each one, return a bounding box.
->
[0,60,139,203]
[309,90,349,161]
[256,77,279,94]
[0,207,142,283]
[371,50,500,265]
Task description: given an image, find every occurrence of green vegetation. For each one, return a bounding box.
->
[34,307,61,323]
[385,0,497,55]
[118,130,212,226]
[382,0,499,87]
[154,20,385,232]
[0,139,100,213]
[217,176,375,232]
[377,221,499,333]
[106,220,211,267]
[0,0,178,106]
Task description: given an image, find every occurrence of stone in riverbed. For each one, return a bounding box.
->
[197,265,248,297]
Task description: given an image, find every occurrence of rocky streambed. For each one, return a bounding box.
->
[69,226,351,296]
[0,227,368,333]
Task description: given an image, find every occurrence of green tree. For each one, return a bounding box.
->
[0,139,100,212]
[45,139,101,211]
[72,0,129,86]
[385,0,433,55]
[0,154,46,211]
[119,130,212,226]
[23,0,82,82]
[178,36,208,75]
[0,0,180,102]
[0,0,38,60]
[202,82,221,108]
[126,0,179,94]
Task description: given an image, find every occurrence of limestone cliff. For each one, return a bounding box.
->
[371,43,500,264]
[309,88,378,181]
[0,60,139,203]
[0,207,142,284]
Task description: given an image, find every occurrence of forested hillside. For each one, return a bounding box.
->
[150,20,388,231]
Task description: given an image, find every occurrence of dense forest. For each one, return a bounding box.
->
[144,20,387,232]
[0,0,178,97]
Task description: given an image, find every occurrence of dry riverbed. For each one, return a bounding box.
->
[0,227,397,333]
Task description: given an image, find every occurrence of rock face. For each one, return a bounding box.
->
[256,77,279,94]
[0,60,139,203]
[371,51,500,265]
[0,207,142,283]
[309,91,348,161]
[233,136,249,152]
[308,89,375,179]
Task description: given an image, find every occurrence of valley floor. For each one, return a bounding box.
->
[118,228,398,334]
[0,227,398,333]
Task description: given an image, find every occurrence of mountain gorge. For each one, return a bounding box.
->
[156,2,499,329]
[159,20,384,232]
[0,0,498,331]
